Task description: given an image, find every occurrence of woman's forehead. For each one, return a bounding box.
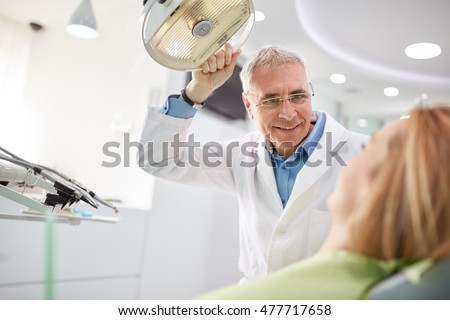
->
[367,120,403,151]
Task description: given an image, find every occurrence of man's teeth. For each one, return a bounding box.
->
[279,125,297,130]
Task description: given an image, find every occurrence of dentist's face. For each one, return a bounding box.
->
[242,62,313,158]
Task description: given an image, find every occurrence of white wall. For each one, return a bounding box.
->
[312,87,340,119]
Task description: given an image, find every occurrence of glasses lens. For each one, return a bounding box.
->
[261,98,280,108]
[257,93,310,110]
[289,93,307,104]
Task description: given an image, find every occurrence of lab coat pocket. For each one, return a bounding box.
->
[307,209,332,256]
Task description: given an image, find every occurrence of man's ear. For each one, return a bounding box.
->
[242,93,254,119]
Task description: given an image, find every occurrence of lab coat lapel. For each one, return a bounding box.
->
[283,141,330,212]
[283,113,349,212]
[256,137,283,210]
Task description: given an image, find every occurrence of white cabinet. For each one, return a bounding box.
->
[0,198,148,299]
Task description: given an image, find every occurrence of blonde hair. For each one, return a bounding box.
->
[350,104,450,260]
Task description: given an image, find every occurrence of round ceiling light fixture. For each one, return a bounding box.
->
[330,73,346,84]
[384,87,399,97]
[405,42,442,60]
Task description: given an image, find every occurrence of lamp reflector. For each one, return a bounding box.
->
[142,0,255,71]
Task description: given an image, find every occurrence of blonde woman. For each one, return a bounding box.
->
[199,105,450,299]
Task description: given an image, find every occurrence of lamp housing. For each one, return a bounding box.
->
[141,0,254,71]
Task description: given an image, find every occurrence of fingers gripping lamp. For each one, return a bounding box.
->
[141,0,255,71]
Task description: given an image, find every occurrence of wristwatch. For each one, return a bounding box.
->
[180,88,203,110]
[180,88,194,105]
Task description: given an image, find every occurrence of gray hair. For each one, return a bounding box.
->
[239,46,309,94]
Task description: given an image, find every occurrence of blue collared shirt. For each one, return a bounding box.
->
[268,112,326,208]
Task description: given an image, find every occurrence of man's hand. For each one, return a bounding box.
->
[185,43,241,104]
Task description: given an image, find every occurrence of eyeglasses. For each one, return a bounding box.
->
[255,92,313,111]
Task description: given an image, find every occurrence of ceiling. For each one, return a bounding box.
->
[0,0,449,118]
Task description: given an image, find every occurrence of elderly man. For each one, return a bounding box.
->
[138,44,367,281]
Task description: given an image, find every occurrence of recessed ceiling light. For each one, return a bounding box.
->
[405,42,442,60]
[384,87,399,97]
[356,119,369,128]
[255,11,265,22]
[330,73,346,84]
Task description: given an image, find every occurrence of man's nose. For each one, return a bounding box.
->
[277,99,297,120]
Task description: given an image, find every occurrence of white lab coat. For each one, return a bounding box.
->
[138,110,368,281]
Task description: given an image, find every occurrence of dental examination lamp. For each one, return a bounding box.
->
[0,146,118,224]
[141,0,255,71]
